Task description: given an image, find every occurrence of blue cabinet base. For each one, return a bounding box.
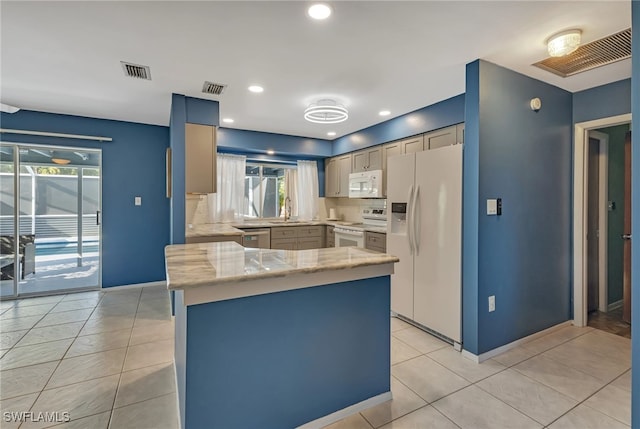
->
[175,276,391,428]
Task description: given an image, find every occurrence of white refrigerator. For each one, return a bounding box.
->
[386,145,462,344]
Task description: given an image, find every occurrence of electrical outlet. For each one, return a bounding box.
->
[488,295,496,312]
[135,196,142,206]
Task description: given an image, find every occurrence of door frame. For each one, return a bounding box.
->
[573,113,631,326]
[588,130,609,313]
[0,141,103,299]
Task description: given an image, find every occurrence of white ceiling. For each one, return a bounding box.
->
[0,1,632,140]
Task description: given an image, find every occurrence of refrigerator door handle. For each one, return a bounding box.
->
[413,185,420,255]
[407,185,414,255]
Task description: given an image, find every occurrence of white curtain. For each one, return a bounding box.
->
[296,160,319,221]
[209,154,246,223]
[285,169,298,217]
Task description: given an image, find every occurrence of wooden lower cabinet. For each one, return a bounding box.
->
[186,235,242,245]
[270,226,325,250]
[365,231,386,253]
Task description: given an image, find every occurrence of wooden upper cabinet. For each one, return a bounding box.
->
[325,158,339,197]
[425,125,457,150]
[336,154,352,197]
[352,147,382,172]
[400,135,425,154]
[185,123,216,194]
[456,123,465,145]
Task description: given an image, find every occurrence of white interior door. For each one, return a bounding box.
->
[386,153,415,319]
[413,145,463,343]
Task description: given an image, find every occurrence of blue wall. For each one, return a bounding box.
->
[573,78,631,123]
[463,60,573,355]
[178,276,390,428]
[631,1,639,426]
[218,127,331,157]
[218,127,330,196]
[169,94,219,245]
[0,110,170,287]
[332,94,465,155]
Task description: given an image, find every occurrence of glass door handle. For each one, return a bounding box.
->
[96,210,101,226]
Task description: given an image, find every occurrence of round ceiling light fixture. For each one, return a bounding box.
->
[248,85,264,93]
[547,29,582,57]
[308,3,332,20]
[222,118,234,123]
[304,99,348,124]
[379,110,391,116]
[327,131,336,136]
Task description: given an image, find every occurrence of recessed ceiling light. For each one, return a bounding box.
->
[327,132,336,136]
[267,150,275,155]
[308,3,332,20]
[379,110,391,116]
[222,118,234,123]
[248,85,264,93]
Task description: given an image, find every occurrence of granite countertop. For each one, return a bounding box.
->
[185,220,385,238]
[165,241,398,290]
[186,223,244,238]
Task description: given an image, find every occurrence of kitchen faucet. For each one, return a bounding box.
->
[284,196,292,221]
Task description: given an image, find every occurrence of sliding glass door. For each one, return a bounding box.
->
[0,143,101,298]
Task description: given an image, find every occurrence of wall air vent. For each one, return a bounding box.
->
[202,81,227,95]
[533,28,631,78]
[120,61,151,80]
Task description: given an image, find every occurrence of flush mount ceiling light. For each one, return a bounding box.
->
[307,3,332,20]
[248,85,264,93]
[547,29,582,57]
[222,118,234,123]
[304,99,348,124]
[327,132,336,136]
[379,110,391,116]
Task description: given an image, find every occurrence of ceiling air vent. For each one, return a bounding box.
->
[120,61,151,80]
[533,28,631,78]
[202,81,227,95]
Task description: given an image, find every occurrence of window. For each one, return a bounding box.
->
[243,163,293,219]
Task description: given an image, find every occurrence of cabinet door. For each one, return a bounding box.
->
[270,238,297,250]
[400,135,424,154]
[298,237,323,250]
[456,123,465,144]
[326,226,335,248]
[325,158,339,197]
[425,125,456,150]
[336,154,352,197]
[382,142,402,197]
[365,232,386,252]
[352,150,368,173]
[367,147,382,170]
[185,123,216,194]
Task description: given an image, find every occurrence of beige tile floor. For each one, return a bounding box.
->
[0,286,176,429]
[327,318,632,429]
[1,288,632,429]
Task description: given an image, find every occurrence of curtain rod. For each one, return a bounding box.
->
[0,128,112,142]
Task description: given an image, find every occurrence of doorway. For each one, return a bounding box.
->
[0,143,102,299]
[574,113,632,338]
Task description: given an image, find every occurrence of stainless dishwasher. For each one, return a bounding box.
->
[241,228,271,249]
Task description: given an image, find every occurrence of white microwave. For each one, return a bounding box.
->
[348,170,383,198]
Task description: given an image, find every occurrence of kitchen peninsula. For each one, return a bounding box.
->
[166,241,398,429]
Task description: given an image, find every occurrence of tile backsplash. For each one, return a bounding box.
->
[187,194,386,227]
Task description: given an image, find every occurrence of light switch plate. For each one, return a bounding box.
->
[487,199,498,215]
[135,196,142,206]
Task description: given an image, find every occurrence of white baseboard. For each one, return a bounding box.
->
[607,300,623,311]
[101,280,167,291]
[462,320,574,363]
[296,391,392,429]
